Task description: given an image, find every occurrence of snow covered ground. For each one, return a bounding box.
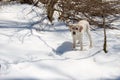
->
[0,4,120,80]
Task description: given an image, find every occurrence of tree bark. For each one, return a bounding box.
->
[46,0,58,23]
[103,14,108,53]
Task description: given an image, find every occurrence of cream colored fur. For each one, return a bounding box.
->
[69,20,93,50]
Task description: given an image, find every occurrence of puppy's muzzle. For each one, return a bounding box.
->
[72,31,76,35]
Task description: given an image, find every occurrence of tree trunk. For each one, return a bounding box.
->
[103,14,108,53]
[46,0,58,23]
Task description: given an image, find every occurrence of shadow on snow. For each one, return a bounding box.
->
[56,41,73,55]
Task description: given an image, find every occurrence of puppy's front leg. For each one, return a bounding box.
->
[73,38,76,49]
[72,32,76,49]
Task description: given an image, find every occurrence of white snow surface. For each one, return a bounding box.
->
[0,4,120,80]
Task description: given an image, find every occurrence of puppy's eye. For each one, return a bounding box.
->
[72,27,75,30]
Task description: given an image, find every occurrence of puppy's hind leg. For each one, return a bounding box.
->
[79,33,83,50]
[86,28,93,48]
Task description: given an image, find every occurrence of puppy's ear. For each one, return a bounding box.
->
[68,25,72,31]
[78,26,83,32]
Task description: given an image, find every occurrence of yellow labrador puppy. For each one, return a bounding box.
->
[69,20,93,50]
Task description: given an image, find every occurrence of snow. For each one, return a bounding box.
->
[0,4,120,80]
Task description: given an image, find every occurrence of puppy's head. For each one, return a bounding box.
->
[69,24,79,31]
[69,24,79,35]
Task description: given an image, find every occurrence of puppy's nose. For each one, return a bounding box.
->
[72,31,76,35]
